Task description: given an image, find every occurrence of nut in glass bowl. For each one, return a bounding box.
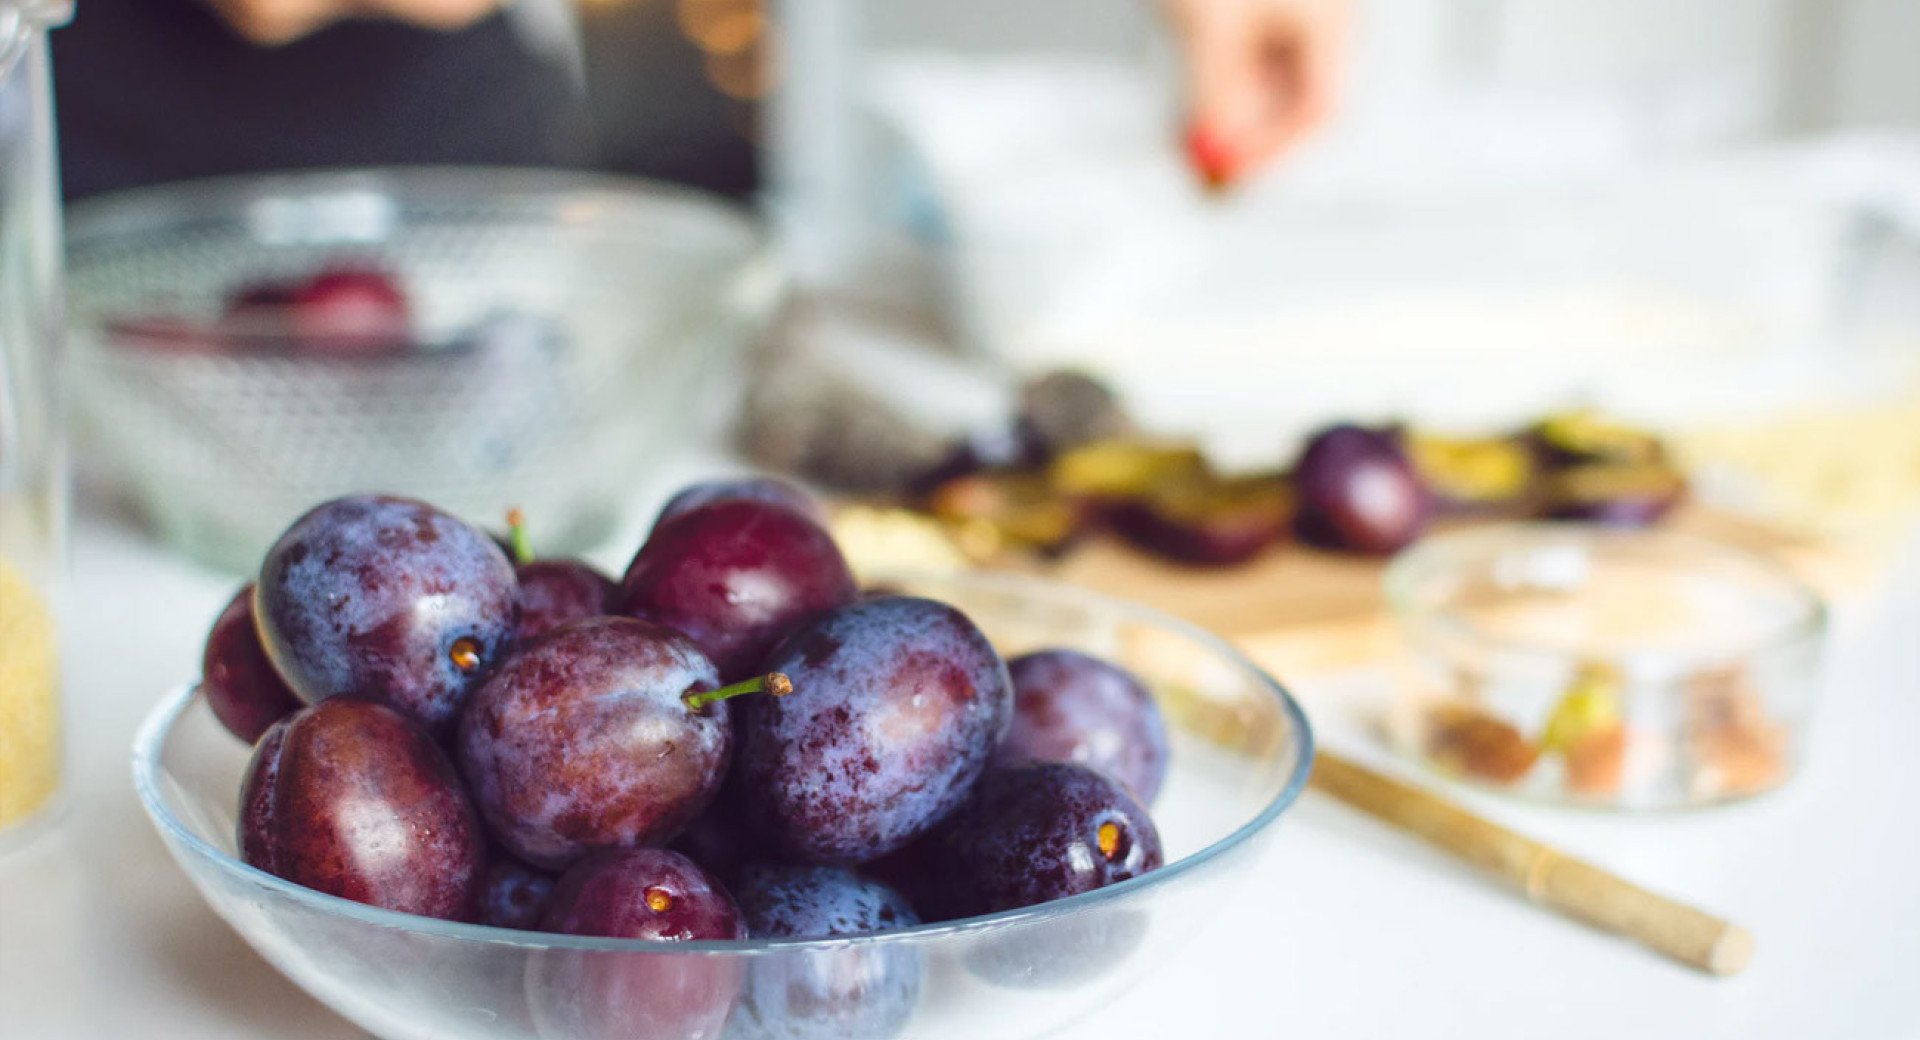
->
[67,169,779,571]
[1384,524,1827,809]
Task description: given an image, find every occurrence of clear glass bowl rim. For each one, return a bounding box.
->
[1382,521,1831,667]
[65,165,768,251]
[131,570,1315,957]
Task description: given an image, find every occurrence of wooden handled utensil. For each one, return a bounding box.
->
[1310,749,1754,976]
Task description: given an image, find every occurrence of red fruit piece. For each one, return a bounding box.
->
[1185,124,1238,191]
[289,265,411,356]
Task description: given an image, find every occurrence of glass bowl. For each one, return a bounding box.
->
[1384,523,1827,809]
[67,168,780,572]
[132,572,1313,1040]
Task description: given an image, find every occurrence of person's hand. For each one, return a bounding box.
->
[1161,0,1349,188]
[201,0,506,46]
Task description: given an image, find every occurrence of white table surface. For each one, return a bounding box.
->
[6,453,1919,1040]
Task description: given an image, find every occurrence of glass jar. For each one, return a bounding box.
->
[0,0,70,849]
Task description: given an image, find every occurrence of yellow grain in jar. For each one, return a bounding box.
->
[0,553,59,830]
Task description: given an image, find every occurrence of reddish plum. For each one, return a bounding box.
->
[458,617,769,870]
[992,650,1169,805]
[1293,424,1432,555]
[499,509,618,639]
[254,495,519,737]
[238,699,487,922]
[621,500,857,682]
[527,849,745,1040]
[541,848,746,940]
[737,596,1013,865]
[515,560,617,639]
[653,477,826,532]
[288,265,411,356]
[201,583,302,743]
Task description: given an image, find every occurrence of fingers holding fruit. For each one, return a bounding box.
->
[201,0,506,45]
[1165,0,1351,189]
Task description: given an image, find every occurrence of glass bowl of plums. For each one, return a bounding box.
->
[67,169,777,571]
[134,478,1312,1040]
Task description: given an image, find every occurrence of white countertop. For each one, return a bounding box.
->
[6,458,1919,1040]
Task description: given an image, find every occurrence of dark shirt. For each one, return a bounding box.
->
[51,0,595,202]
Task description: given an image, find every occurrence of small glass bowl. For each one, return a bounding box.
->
[133,571,1312,1040]
[1384,524,1827,809]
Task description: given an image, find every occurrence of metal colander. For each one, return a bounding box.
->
[67,169,779,571]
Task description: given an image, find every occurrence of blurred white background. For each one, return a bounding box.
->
[765,0,1920,466]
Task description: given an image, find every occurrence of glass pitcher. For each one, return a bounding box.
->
[0,0,69,849]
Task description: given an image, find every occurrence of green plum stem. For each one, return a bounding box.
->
[505,508,533,566]
[683,672,792,713]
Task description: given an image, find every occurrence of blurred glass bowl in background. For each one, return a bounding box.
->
[67,168,780,571]
[134,571,1312,1040]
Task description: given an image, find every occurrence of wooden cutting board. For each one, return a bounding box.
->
[1035,505,1875,680]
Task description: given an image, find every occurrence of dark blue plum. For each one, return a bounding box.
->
[515,559,617,639]
[992,650,1170,805]
[670,799,767,888]
[255,495,518,737]
[737,597,1013,865]
[729,865,923,1040]
[732,864,919,938]
[528,849,746,1040]
[653,477,826,533]
[483,854,558,931]
[622,500,858,682]
[458,617,733,871]
[875,762,1162,923]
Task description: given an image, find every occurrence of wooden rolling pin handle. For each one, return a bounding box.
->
[1310,750,1753,976]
